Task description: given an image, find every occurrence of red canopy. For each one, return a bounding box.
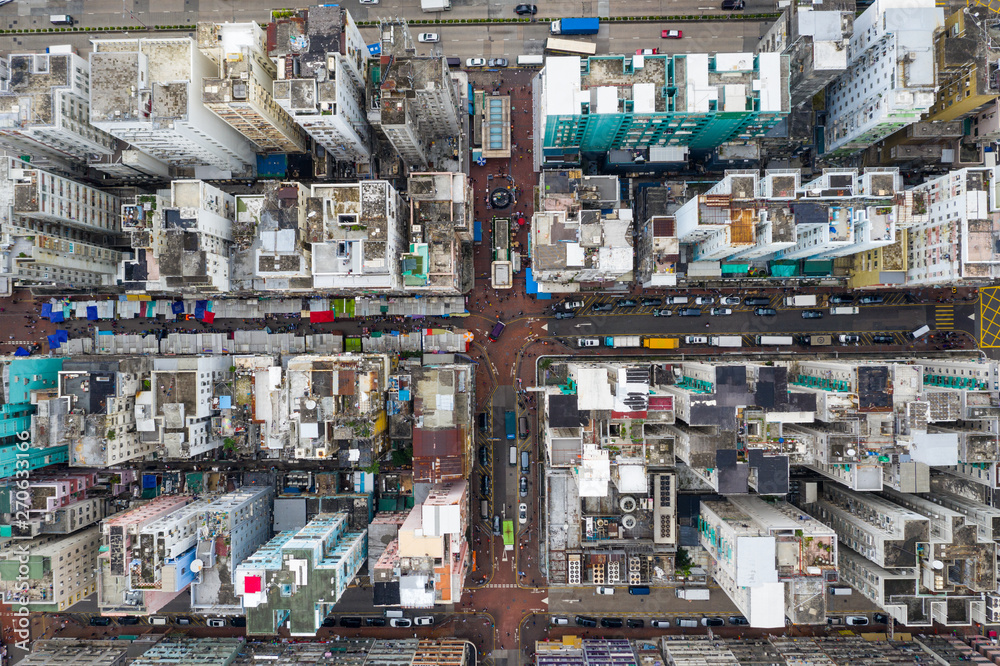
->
[310,310,336,323]
[203,311,216,323]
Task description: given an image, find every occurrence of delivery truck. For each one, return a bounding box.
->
[421,0,452,10]
[675,588,711,601]
[709,336,742,348]
[829,306,859,315]
[604,336,641,348]
[642,337,680,349]
[550,18,600,34]
[784,295,817,307]
[755,335,794,346]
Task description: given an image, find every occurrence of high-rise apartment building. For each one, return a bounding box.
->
[0,157,122,288]
[823,0,944,156]
[89,37,257,175]
[198,22,307,154]
[534,53,789,169]
[270,5,372,165]
[0,528,101,611]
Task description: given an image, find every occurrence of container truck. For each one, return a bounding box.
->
[642,337,680,349]
[784,295,817,307]
[755,335,794,346]
[550,18,600,34]
[709,336,742,348]
[675,588,711,601]
[604,336,641,348]
[421,0,452,10]
[829,306,859,315]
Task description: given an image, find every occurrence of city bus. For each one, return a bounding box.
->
[544,38,597,56]
[503,520,514,550]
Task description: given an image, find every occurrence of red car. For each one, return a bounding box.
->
[635,48,659,55]
[661,30,683,39]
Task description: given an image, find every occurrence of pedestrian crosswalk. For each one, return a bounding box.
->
[484,583,520,589]
[935,305,954,330]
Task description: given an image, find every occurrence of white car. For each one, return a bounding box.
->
[467,58,486,67]
[414,616,435,626]
[417,33,439,43]
[207,618,227,627]
[359,0,379,4]
[552,616,570,625]
[578,338,600,347]
[709,307,732,316]
[519,503,528,524]
[389,618,411,627]
[596,586,615,595]
[845,615,869,626]
[694,296,715,305]
[719,296,741,306]
[684,336,708,345]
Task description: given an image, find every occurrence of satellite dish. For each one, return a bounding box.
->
[305,400,317,409]
[191,559,204,573]
[931,560,944,570]
[846,448,856,456]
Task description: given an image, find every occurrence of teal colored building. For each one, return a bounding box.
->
[0,358,66,479]
[537,53,789,165]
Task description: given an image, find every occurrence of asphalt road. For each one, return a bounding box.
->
[0,1,771,58]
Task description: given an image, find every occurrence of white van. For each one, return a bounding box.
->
[910,325,930,339]
[50,14,74,25]
[509,445,517,466]
[664,296,689,305]
[150,616,168,625]
[384,609,404,618]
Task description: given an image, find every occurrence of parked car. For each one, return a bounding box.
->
[678,308,701,317]
[207,618,227,627]
[487,58,508,67]
[635,48,658,55]
[754,308,777,316]
[839,334,860,344]
[415,616,435,626]
[729,615,749,626]
[321,617,337,628]
[575,616,598,627]
[650,619,671,628]
[859,294,884,304]
[578,338,601,347]
[591,302,614,312]
[366,617,387,627]
[684,336,708,345]
[872,613,889,624]
[519,476,528,497]
[652,308,672,317]
[601,618,624,628]
[514,3,538,14]
[417,33,439,42]
[661,29,683,38]
[340,617,363,628]
[119,617,141,625]
[562,300,585,310]
[596,586,616,595]
[480,475,491,496]
[640,298,662,307]
[702,617,725,627]
[359,0,378,4]
[627,618,645,628]
[846,615,869,626]
[493,515,501,535]
[552,616,570,625]
[466,58,486,67]
[744,296,771,306]
[801,310,824,319]
[390,618,412,628]
[554,311,575,319]
[721,0,745,8]
[90,617,113,626]
[872,334,894,344]
[709,307,732,316]
[829,294,854,304]
[519,503,527,524]
[694,296,715,305]
[617,299,638,307]
[230,617,247,627]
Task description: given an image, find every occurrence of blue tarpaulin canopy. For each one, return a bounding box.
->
[47,335,60,349]
[41,303,52,318]
[171,301,185,314]
[50,311,64,323]
[56,330,69,343]
[14,347,29,356]
[195,300,207,319]
[86,306,98,321]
